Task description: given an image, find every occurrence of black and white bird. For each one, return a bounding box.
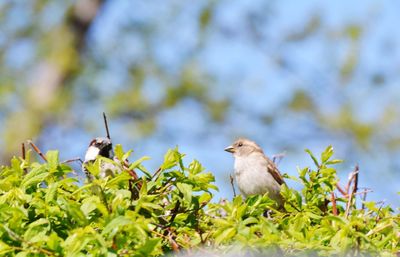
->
[83,137,119,179]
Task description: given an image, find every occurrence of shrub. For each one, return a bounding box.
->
[0,145,398,256]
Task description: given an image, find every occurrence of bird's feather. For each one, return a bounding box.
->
[264,156,285,185]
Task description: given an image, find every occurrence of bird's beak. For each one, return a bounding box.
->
[224,145,235,153]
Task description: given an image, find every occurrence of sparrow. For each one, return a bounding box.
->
[83,136,141,199]
[225,138,285,206]
[83,137,119,179]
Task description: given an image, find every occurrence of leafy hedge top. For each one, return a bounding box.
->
[0,145,399,256]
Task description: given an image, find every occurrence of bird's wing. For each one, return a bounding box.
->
[265,156,285,185]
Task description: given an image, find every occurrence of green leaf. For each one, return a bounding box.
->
[161,147,185,171]
[128,156,151,170]
[81,196,100,216]
[46,150,59,172]
[215,227,236,244]
[326,159,343,165]
[60,198,87,226]
[188,160,203,175]
[102,216,132,238]
[47,232,61,251]
[10,157,23,177]
[177,182,193,203]
[21,165,47,189]
[232,195,243,207]
[305,149,319,167]
[242,217,258,226]
[321,145,334,163]
[0,241,13,255]
[122,150,133,161]
[45,182,58,203]
[114,144,124,160]
[138,238,161,255]
[106,171,132,187]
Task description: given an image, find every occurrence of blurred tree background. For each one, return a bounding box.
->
[0,0,399,205]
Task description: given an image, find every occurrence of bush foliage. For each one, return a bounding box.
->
[0,145,399,256]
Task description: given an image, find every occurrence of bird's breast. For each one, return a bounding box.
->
[233,155,281,198]
[84,146,100,162]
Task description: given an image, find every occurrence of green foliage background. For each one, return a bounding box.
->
[0,146,398,256]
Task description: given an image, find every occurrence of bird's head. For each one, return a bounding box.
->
[84,137,114,162]
[224,138,263,157]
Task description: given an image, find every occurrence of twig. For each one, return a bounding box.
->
[127,173,141,200]
[27,140,47,162]
[168,200,181,226]
[345,165,359,218]
[150,228,180,252]
[272,151,286,165]
[121,159,142,200]
[21,143,27,174]
[103,112,111,139]
[21,143,26,160]
[345,167,359,195]
[375,201,385,223]
[151,167,163,181]
[361,187,370,210]
[336,183,348,197]
[288,200,301,212]
[169,235,180,252]
[353,189,372,197]
[123,160,139,180]
[229,174,236,197]
[336,164,360,198]
[156,200,182,252]
[352,164,359,196]
[331,192,338,216]
[62,157,83,164]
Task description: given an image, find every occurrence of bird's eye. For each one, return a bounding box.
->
[238,142,243,147]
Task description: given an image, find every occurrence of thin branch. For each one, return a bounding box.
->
[345,165,359,218]
[122,160,139,180]
[288,200,301,212]
[121,160,142,200]
[272,151,286,165]
[229,174,237,197]
[168,200,181,226]
[353,189,372,197]
[361,187,370,210]
[345,167,359,195]
[62,157,83,164]
[151,167,163,181]
[375,201,385,223]
[352,164,359,196]
[21,143,27,174]
[169,235,180,252]
[21,143,26,159]
[27,140,47,162]
[336,183,348,197]
[150,229,180,252]
[331,192,338,216]
[103,112,111,140]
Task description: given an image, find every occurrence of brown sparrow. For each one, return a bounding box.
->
[225,138,285,206]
